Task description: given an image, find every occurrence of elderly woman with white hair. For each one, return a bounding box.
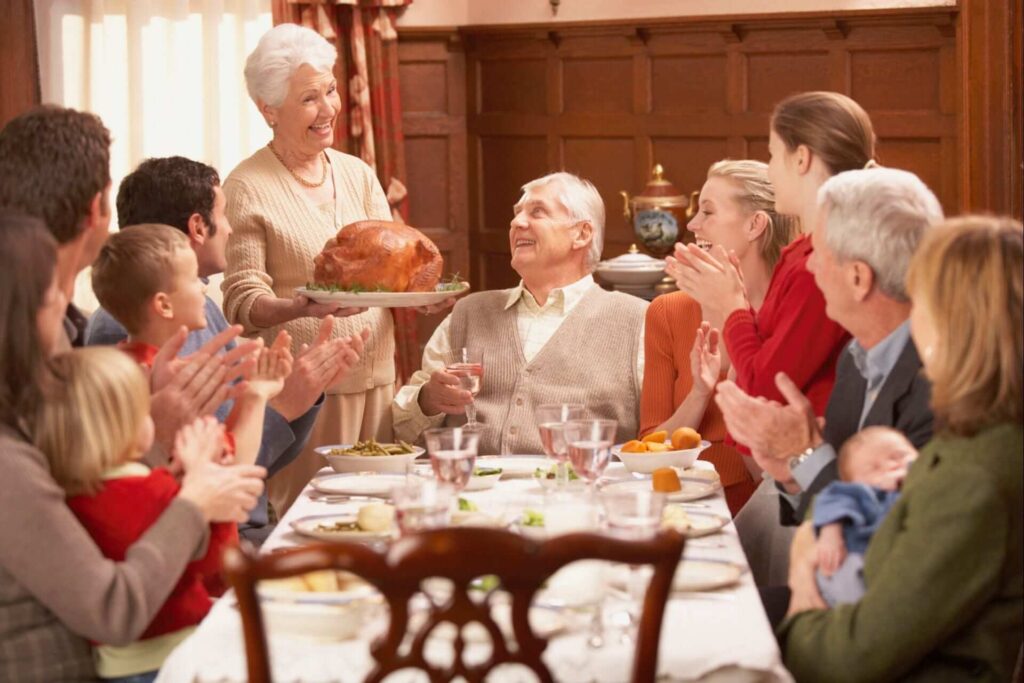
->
[392,171,648,455]
[222,23,394,515]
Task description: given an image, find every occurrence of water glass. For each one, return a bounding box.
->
[563,419,617,490]
[390,478,454,534]
[600,490,666,639]
[445,348,484,428]
[536,403,586,487]
[424,426,480,492]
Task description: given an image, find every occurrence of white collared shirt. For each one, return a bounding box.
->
[392,274,645,440]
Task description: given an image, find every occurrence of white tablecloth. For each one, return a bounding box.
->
[156,462,792,683]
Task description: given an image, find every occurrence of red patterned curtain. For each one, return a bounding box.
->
[273,0,419,384]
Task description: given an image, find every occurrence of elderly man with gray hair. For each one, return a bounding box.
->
[393,172,647,454]
[716,166,944,534]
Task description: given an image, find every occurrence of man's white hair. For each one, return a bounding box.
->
[519,172,605,271]
[817,167,944,302]
[244,24,337,108]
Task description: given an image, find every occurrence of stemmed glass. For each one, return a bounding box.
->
[600,490,666,641]
[536,403,586,487]
[563,419,617,494]
[424,426,481,493]
[446,348,484,428]
[391,478,454,535]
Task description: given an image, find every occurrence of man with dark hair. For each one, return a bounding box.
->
[0,105,112,346]
[87,155,364,543]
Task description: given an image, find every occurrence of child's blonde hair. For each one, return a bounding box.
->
[35,347,151,495]
[91,223,190,334]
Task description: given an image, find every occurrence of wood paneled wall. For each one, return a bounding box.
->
[463,9,960,290]
[399,3,1021,295]
[397,30,470,342]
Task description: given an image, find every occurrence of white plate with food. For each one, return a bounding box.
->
[661,506,730,538]
[475,455,551,479]
[258,570,382,640]
[601,477,719,503]
[315,440,423,474]
[290,509,394,544]
[296,282,470,308]
[673,559,744,592]
[530,463,587,491]
[310,472,406,498]
[464,466,503,491]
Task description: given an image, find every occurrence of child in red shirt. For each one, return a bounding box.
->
[35,347,236,682]
[91,224,292,467]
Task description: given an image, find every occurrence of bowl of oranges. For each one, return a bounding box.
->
[613,427,710,474]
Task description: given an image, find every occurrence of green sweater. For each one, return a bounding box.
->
[779,422,1023,682]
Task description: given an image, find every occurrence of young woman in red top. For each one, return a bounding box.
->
[666,92,877,439]
[642,160,797,514]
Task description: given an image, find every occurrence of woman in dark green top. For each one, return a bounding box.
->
[779,215,1023,682]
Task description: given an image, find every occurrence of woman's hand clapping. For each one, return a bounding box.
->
[689,321,722,397]
[666,243,749,327]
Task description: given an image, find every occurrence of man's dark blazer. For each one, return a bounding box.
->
[779,338,934,525]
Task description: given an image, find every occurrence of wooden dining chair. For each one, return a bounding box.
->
[224,527,685,683]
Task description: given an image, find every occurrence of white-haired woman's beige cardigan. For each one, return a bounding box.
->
[222,146,396,513]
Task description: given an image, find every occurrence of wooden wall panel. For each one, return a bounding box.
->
[746,52,832,112]
[397,31,469,347]
[651,55,728,113]
[458,9,965,291]
[400,3,1022,299]
[563,58,634,113]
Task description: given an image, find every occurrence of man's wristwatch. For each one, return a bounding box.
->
[788,446,815,473]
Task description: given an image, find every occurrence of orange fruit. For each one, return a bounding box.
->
[652,467,682,493]
[646,442,670,452]
[641,430,668,444]
[671,427,702,450]
[620,439,647,453]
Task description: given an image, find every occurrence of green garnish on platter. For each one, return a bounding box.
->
[304,273,468,294]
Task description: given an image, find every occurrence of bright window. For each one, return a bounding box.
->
[34,0,273,310]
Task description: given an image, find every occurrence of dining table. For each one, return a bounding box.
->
[156,456,794,683]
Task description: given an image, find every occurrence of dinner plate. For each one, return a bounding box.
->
[408,463,502,492]
[673,559,744,592]
[661,507,729,538]
[310,472,406,498]
[601,477,719,502]
[476,455,550,478]
[290,513,393,543]
[296,282,470,308]
[257,579,382,640]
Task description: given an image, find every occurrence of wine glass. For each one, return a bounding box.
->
[600,490,666,641]
[563,419,617,494]
[424,426,481,493]
[536,403,586,487]
[446,348,484,428]
[390,478,454,534]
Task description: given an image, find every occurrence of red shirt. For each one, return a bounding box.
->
[66,467,237,640]
[723,234,850,420]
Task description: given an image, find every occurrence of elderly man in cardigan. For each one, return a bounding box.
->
[393,172,646,454]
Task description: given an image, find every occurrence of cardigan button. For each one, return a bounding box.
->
[509,426,518,435]
[515,397,523,406]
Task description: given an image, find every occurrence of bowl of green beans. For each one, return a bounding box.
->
[315,439,424,473]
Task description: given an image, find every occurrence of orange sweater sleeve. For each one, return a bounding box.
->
[639,294,703,436]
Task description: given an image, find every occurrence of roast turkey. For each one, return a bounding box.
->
[313,220,444,292]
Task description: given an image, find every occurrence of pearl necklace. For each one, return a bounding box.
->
[267,142,328,188]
